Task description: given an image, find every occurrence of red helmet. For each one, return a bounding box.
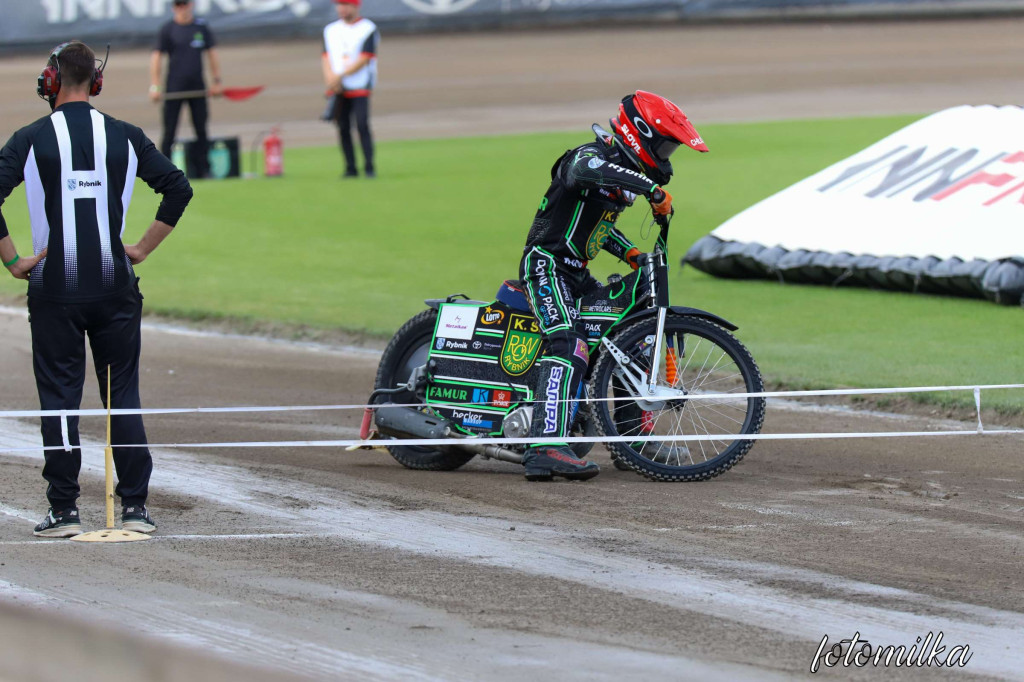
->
[611,90,708,185]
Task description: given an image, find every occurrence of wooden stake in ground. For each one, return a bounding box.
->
[71,366,150,543]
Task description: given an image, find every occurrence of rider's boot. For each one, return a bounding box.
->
[524,356,599,481]
[523,444,600,481]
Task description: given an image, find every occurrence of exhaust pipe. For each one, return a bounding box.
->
[456,442,524,465]
[374,405,451,439]
[373,406,524,464]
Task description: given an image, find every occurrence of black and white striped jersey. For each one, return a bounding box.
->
[0,101,192,303]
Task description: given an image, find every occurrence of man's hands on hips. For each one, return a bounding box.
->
[125,243,151,265]
[125,244,143,265]
[5,249,46,280]
[126,220,176,265]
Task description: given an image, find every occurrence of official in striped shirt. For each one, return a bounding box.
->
[0,40,193,538]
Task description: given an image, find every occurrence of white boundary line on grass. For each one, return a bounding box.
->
[0,304,383,357]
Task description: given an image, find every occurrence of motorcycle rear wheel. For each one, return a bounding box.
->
[588,315,765,481]
[374,309,476,471]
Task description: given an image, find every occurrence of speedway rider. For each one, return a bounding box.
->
[520,90,708,482]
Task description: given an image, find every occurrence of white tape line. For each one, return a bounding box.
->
[2,428,1023,456]
[145,429,1024,448]
[1,383,1022,419]
[0,404,364,419]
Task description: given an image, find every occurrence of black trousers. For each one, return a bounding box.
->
[335,95,374,174]
[29,288,152,511]
[160,96,210,176]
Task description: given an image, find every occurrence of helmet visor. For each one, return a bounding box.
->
[651,138,680,162]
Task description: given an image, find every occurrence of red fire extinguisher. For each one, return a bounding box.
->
[263,127,283,177]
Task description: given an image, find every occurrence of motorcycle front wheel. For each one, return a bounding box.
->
[588,315,765,481]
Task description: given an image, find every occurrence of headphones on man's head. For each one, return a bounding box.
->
[36,42,106,103]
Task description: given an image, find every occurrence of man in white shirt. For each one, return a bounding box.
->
[322,0,379,178]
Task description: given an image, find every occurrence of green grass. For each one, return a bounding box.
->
[2,115,1021,410]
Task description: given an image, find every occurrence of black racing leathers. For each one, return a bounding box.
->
[519,137,662,448]
[524,140,660,267]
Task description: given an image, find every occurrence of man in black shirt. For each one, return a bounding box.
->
[150,0,222,178]
[0,41,193,537]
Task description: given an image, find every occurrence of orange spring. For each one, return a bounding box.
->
[665,347,679,386]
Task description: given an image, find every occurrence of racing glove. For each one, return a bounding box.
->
[625,247,643,271]
[650,187,673,216]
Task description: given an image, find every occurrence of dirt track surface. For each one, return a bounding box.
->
[2,21,1024,681]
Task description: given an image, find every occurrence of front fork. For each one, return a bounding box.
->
[644,249,671,394]
[648,307,668,394]
[601,249,679,409]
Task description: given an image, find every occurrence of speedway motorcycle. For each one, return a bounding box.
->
[363,214,765,481]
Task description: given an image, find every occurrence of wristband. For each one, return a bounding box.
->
[149,84,160,94]
[3,254,20,268]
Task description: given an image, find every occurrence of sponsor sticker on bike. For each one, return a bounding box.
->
[437,305,477,340]
[581,298,625,315]
[479,306,505,326]
[427,381,470,403]
[493,389,511,408]
[452,410,493,430]
[500,314,542,376]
